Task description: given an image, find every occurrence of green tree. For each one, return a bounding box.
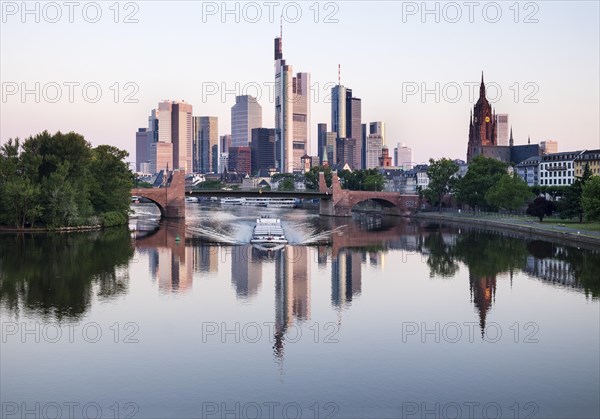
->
[42,162,79,227]
[278,177,295,191]
[526,196,556,222]
[456,156,507,211]
[1,177,43,228]
[557,163,592,222]
[485,173,533,211]
[304,166,332,190]
[88,145,134,217]
[582,176,600,221]
[424,158,459,211]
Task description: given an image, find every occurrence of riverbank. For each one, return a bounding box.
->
[0,224,104,233]
[413,211,600,249]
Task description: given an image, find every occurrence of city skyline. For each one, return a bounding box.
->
[1,2,599,164]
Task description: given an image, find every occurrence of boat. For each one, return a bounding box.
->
[221,197,244,205]
[250,216,287,246]
[185,196,199,203]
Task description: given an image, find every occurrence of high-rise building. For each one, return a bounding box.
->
[220,135,232,153]
[331,85,346,139]
[347,93,362,169]
[317,123,328,165]
[274,33,311,173]
[228,146,252,175]
[325,132,337,165]
[497,114,509,146]
[369,121,386,145]
[394,143,413,169]
[336,137,357,168]
[540,140,558,155]
[135,128,151,172]
[149,141,173,174]
[467,73,498,162]
[365,134,383,169]
[331,85,362,169]
[194,116,218,173]
[251,128,276,176]
[171,101,193,172]
[231,95,262,147]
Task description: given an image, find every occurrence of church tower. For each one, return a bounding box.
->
[467,73,498,162]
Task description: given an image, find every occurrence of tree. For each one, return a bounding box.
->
[557,163,593,222]
[278,177,295,191]
[582,176,600,221]
[1,177,42,228]
[88,145,134,217]
[304,166,332,190]
[455,156,507,211]
[485,173,533,211]
[424,158,459,211]
[526,196,556,222]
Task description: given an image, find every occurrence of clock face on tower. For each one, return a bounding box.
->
[485,116,491,123]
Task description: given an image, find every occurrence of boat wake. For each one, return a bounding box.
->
[284,222,347,245]
[186,223,252,244]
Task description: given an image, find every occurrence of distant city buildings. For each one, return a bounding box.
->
[365,134,383,169]
[193,116,218,174]
[251,128,276,176]
[231,95,262,148]
[394,143,412,169]
[575,149,600,177]
[228,146,252,175]
[540,140,558,155]
[330,82,362,170]
[496,114,509,146]
[379,145,392,167]
[515,156,542,187]
[369,122,385,145]
[135,128,151,172]
[274,33,310,173]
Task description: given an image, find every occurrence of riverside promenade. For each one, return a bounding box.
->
[414,210,600,248]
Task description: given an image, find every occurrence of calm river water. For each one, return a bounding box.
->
[1,203,599,418]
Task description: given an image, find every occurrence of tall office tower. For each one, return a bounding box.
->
[395,142,413,169]
[228,146,252,174]
[336,137,357,168]
[362,123,367,167]
[540,140,558,155]
[194,116,218,173]
[251,128,276,176]
[346,91,362,169]
[135,128,151,171]
[331,85,347,139]
[171,101,193,172]
[231,95,263,147]
[220,135,232,153]
[365,134,383,169]
[274,33,311,173]
[149,142,173,174]
[369,121,386,145]
[497,114,509,146]
[317,123,327,164]
[467,73,497,162]
[157,101,172,143]
[147,104,173,173]
[325,132,337,165]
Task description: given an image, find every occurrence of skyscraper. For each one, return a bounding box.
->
[394,142,413,169]
[365,134,383,169]
[317,123,327,165]
[171,101,193,172]
[251,128,276,176]
[497,114,509,146]
[331,84,362,169]
[228,146,252,175]
[231,95,262,147]
[467,73,498,162]
[135,128,151,172]
[194,116,218,173]
[347,92,362,169]
[274,32,311,173]
[331,85,347,139]
[369,121,386,145]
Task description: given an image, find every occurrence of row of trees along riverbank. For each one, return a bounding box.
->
[424,155,600,223]
[0,131,134,229]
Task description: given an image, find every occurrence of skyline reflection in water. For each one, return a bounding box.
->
[1,205,599,418]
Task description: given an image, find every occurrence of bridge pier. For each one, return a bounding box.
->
[131,170,186,219]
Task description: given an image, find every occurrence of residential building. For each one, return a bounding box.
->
[538,151,584,186]
[415,165,429,189]
[575,149,600,177]
[231,95,262,147]
[515,156,541,186]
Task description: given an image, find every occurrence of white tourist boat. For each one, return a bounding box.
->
[221,197,298,207]
[250,216,287,246]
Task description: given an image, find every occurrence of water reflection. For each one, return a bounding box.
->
[0,228,133,319]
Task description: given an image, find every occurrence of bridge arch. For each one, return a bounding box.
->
[132,195,166,218]
[130,170,185,219]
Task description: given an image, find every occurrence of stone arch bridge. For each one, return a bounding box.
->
[131,170,418,219]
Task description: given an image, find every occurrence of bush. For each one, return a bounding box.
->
[101,211,128,227]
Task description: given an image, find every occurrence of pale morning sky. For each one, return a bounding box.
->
[1,1,599,165]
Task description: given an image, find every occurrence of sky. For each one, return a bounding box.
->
[1,1,599,165]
